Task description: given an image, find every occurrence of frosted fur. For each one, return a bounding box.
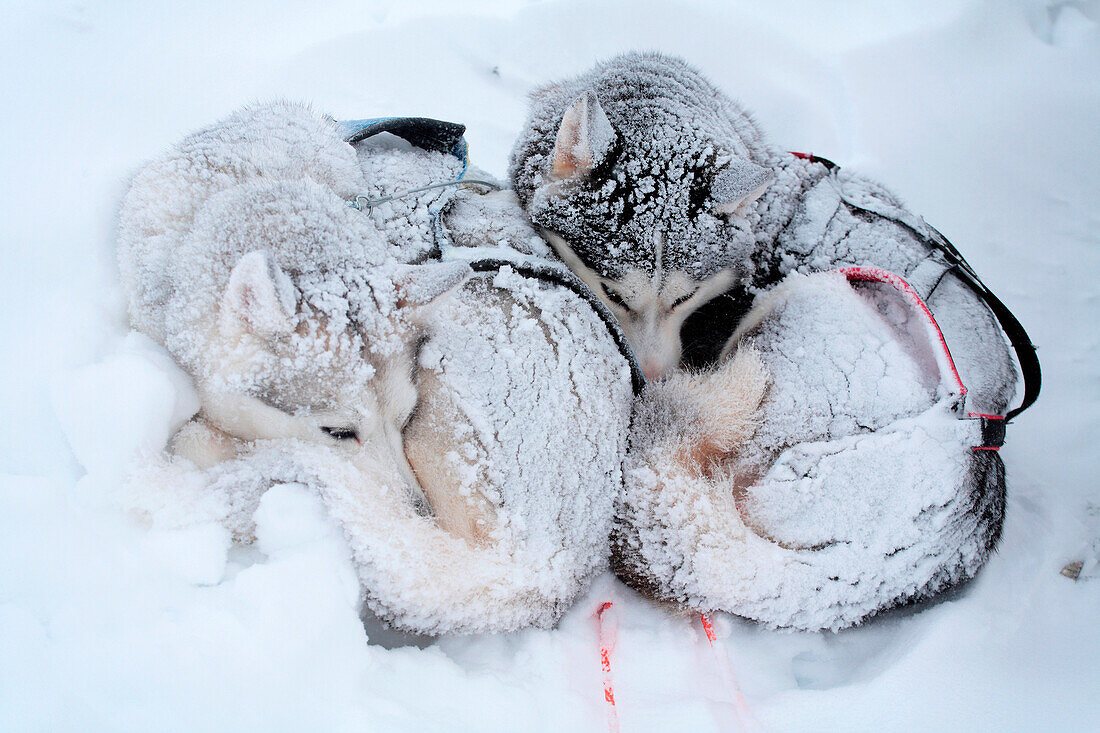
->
[769,165,1017,415]
[8,6,1095,729]
[352,132,467,263]
[398,270,632,631]
[511,51,770,282]
[119,101,374,345]
[510,52,1017,414]
[117,102,437,459]
[615,273,1004,630]
[117,102,633,634]
[727,272,939,466]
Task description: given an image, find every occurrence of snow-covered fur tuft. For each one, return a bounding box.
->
[615,272,1004,630]
[117,102,633,634]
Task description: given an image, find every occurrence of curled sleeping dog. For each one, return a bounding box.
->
[511,53,1021,629]
[613,271,1005,630]
[117,102,633,634]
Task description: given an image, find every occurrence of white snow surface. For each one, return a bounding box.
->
[2,1,1098,731]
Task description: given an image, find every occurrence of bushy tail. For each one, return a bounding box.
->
[289,445,584,635]
[615,428,1004,631]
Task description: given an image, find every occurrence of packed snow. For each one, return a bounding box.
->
[2,1,1098,731]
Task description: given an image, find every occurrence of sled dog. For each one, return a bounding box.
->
[118,103,633,633]
[117,101,476,516]
[510,52,773,380]
[512,54,1023,629]
[510,52,1017,418]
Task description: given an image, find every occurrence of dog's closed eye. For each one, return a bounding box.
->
[321,426,359,442]
[670,290,697,309]
[601,283,630,310]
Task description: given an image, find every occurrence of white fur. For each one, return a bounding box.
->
[543,229,733,380]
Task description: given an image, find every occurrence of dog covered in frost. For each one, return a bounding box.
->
[117,102,633,634]
[510,52,1016,409]
[511,53,1022,629]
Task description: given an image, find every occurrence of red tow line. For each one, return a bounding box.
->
[700,612,761,731]
[595,605,761,731]
[596,602,620,733]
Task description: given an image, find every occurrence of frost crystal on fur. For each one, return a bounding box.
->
[511,52,770,282]
[117,102,633,635]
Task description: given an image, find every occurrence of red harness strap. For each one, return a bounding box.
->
[789,151,838,169]
[791,150,1040,422]
[840,266,968,399]
[838,266,1005,450]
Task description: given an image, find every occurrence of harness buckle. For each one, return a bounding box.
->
[969,413,1006,450]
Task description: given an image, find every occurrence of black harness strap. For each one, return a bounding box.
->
[921,225,1041,422]
[975,414,1007,449]
[340,117,468,160]
[338,116,645,393]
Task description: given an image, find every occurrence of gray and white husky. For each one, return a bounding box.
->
[511,53,1020,629]
[511,53,773,380]
[510,52,1016,417]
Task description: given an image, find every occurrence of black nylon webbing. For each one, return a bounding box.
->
[342,117,466,157]
[919,225,1041,422]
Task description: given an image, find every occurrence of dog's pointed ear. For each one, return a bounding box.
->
[392,260,472,315]
[222,250,298,337]
[713,159,775,217]
[549,91,616,181]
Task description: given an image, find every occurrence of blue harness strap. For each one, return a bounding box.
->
[338,116,469,178]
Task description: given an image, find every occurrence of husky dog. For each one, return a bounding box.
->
[118,103,469,508]
[510,52,1017,417]
[118,102,633,634]
[614,271,1008,630]
[513,54,1021,629]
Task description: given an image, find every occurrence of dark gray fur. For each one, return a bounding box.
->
[510,52,770,281]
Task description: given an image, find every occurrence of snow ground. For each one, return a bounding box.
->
[1,0,1098,730]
